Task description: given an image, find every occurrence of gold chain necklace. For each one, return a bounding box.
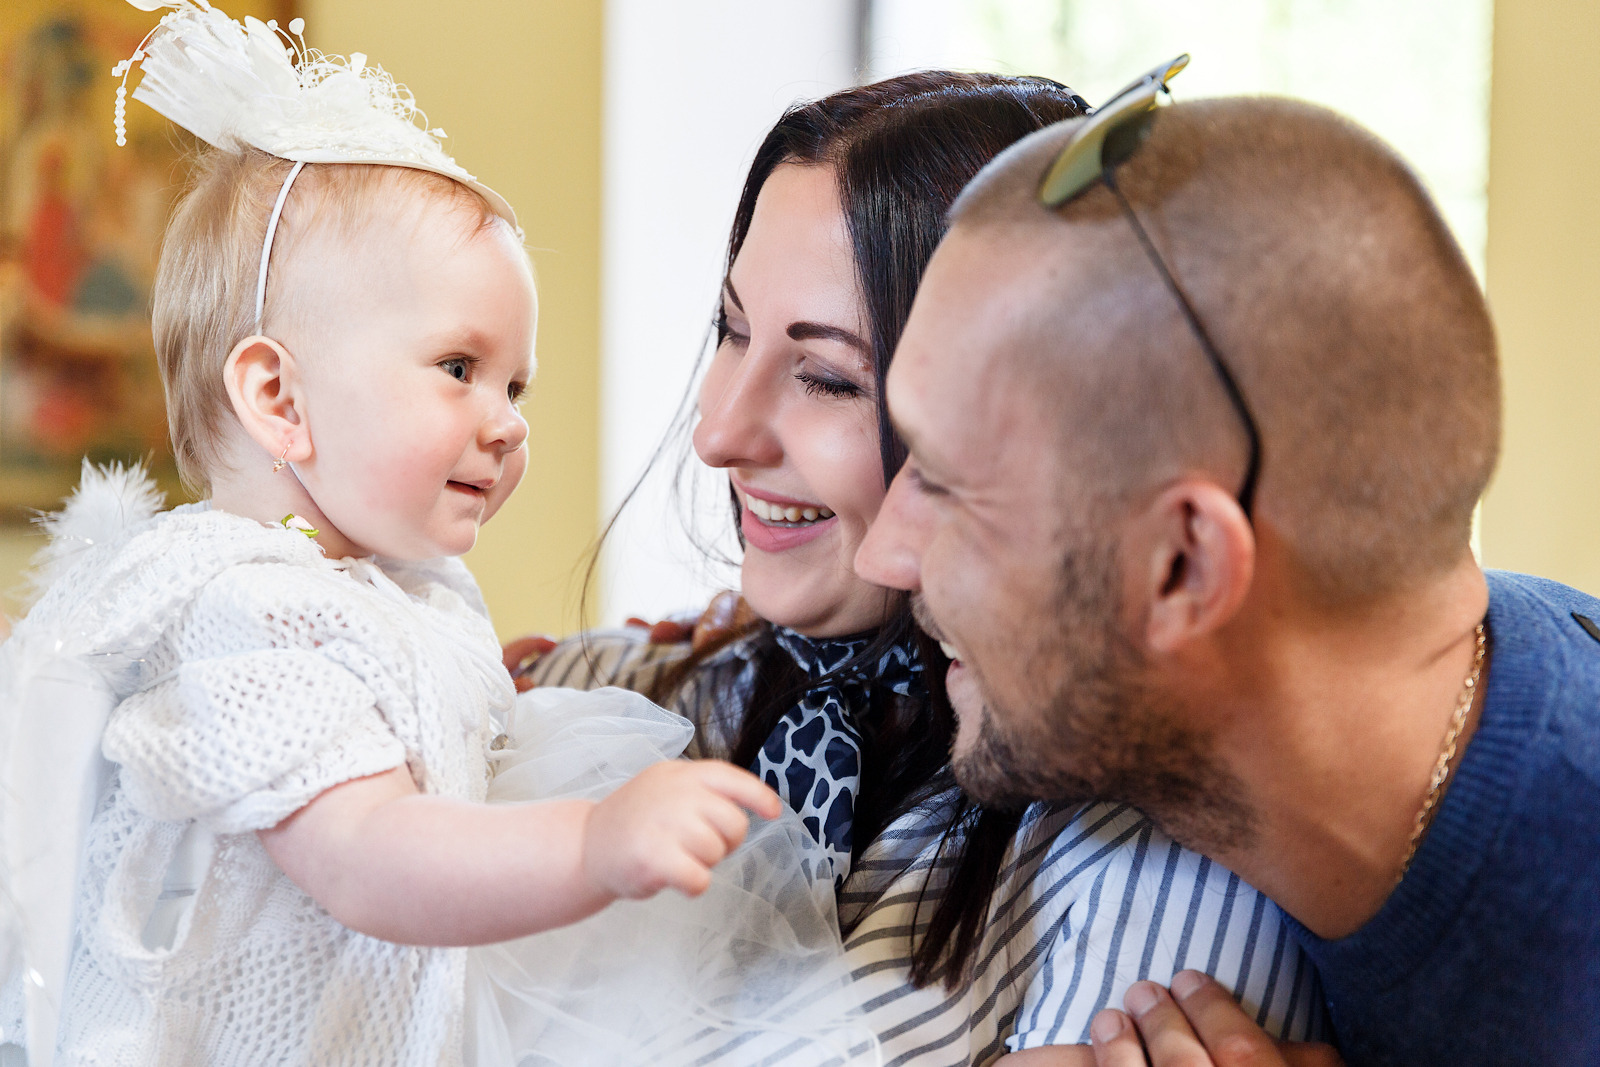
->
[1399,622,1487,878]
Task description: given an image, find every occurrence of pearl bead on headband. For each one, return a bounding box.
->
[114,0,518,332]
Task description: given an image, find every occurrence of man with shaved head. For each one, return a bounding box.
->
[857,91,1600,1066]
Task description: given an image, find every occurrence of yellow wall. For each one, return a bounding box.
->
[305,0,605,638]
[1479,0,1600,592]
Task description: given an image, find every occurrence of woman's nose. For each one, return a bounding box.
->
[693,353,784,469]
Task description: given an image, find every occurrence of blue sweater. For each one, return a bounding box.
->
[1292,571,1600,1066]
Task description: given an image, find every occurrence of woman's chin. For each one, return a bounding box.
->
[740,563,897,638]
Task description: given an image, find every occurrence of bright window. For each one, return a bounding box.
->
[866,0,1494,276]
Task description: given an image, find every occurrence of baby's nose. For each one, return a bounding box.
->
[485,403,529,453]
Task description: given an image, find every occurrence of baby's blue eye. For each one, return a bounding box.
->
[440,357,471,382]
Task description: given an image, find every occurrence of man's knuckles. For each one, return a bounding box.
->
[1207,1032,1281,1067]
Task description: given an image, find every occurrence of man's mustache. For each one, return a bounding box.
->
[910,594,947,644]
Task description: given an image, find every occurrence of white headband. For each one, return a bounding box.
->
[255,160,306,332]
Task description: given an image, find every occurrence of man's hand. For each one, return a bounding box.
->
[623,591,760,651]
[1088,972,1342,1067]
[501,592,758,692]
[582,760,783,899]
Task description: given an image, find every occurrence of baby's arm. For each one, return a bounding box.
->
[259,758,781,946]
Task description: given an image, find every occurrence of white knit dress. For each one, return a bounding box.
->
[1,486,504,1066]
[0,471,875,1067]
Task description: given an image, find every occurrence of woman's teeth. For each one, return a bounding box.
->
[745,496,836,526]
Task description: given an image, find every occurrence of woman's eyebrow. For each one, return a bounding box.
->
[724,280,868,352]
[787,321,869,352]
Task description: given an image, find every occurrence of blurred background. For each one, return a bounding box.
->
[0,0,1594,640]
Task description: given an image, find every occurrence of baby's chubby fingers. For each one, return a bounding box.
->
[695,791,758,854]
[672,809,743,868]
[582,761,781,901]
[685,759,782,820]
[651,845,716,898]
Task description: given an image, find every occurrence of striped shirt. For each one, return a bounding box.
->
[533,630,1328,1064]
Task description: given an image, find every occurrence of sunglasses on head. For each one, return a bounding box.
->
[1037,55,1262,520]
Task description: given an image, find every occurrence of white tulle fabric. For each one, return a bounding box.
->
[468,688,881,1066]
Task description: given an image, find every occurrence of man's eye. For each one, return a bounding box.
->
[909,465,949,497]
[440,357,472,382]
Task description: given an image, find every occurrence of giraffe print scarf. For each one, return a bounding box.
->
[752,628,924,885]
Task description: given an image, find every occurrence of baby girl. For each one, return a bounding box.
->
[0,4,870,1065]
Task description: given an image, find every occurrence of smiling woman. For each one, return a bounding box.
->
[520,71,1329,1063]
[696,161,888,637]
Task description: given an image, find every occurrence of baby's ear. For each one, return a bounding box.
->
[224,336,309,464]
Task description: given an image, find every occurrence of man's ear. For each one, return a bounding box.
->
[223,335,310,464]
[1132,480,1255,654]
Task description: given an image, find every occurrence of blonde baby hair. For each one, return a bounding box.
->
[152,145,505,492]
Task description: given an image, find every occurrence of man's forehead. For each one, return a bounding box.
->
[890,224,1082,475]
[902,223,1103,376]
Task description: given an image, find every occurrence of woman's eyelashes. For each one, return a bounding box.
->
[714,310,749,349]
[794,370,861,398]
[795,356,874,400]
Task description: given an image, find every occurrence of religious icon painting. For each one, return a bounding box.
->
[0,0,293,520]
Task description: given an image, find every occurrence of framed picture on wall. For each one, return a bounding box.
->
[0,0,294,522]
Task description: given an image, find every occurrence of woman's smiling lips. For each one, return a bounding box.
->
[737,483,838,553]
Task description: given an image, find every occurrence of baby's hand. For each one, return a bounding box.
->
[583,760,783,900]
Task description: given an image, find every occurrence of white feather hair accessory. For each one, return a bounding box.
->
[113,0,515,227]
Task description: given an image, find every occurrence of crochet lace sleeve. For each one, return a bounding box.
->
[102,562,409,833]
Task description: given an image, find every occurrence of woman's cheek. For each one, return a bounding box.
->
[818,407,888,533]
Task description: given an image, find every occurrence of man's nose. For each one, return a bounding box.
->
[856,468,925,592]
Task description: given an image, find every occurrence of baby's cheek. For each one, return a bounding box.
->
[489,448,530,519]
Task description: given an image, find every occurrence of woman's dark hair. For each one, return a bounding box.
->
[638,71,1092,989]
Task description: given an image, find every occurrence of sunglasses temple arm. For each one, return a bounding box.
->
[1102,167,1263,518]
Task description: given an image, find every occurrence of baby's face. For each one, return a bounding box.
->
[282,203,536,560]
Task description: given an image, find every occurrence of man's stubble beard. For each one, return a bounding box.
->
[949,529,1257,856]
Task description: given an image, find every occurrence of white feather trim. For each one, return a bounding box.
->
[115,0,516,226]
[24,461,165,608]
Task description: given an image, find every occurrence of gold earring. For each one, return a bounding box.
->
[272,444,290,473]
